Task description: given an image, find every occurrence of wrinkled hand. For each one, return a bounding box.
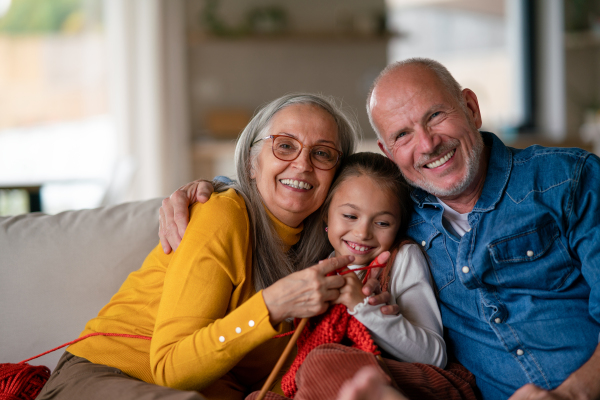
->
[508,384,573,400]
[509,343,600,400]
[360,252,400,316]
[262,255,354,325]
[159,180,215,254]
[333,269,366,311]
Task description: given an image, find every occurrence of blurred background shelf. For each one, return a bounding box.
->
[2,0,600,215]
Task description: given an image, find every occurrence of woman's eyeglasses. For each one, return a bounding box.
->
[253,134,342,171]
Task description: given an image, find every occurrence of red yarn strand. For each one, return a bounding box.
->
[1,333,151,400]
[2,255,386,400]
[18,332,151,364]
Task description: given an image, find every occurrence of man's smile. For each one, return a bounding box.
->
[424,149,455,169]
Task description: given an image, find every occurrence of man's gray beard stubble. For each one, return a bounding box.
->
[400,132,485,198]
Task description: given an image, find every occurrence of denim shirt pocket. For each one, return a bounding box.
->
[487,220,574,290]
[409,220,455,294]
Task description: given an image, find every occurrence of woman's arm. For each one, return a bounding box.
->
[151,190,348,391]
[151,193,279,390]
[350,244,447,368]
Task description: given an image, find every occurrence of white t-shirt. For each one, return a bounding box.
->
[333,244,447,368]
[436,197,470,237]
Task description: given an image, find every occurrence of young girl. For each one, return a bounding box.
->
[322,152,446,368]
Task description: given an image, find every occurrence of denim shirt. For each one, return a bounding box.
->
[406,132,600,400]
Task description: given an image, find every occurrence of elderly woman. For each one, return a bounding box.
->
[37,94,360,400]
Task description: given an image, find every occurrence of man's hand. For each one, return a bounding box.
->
[337,366,407,400]
[509,384,571,400]
[159,180,215,254]
[361,252,400,316]
[509,344,600,400]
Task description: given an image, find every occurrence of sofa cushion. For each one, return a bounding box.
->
[0,198,163,370]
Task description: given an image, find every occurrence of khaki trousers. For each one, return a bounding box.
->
[36,352,206,400]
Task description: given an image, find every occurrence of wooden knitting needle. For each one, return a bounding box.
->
[256,317,309,400]
[376,355,402,392]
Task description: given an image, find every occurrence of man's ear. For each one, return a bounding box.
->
[462,88,483,129]
[378,140,393,160]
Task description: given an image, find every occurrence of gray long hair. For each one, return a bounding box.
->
[214,93,360,291]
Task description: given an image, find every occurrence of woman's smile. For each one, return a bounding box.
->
[279,178,314,190]
[252,103,340,228]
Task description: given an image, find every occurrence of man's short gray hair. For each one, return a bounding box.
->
[366,58,465,141]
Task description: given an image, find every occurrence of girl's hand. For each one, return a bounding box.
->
[361,252,401,315]
[262,255,354,326]
[333,270,366,311]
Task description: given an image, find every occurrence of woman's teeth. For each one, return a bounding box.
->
[426,149,455,168]
[280,179,312,190]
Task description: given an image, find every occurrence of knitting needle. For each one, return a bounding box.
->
[256,317,309,400]
[375,355,402,393]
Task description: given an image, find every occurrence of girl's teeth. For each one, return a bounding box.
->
[281,179,312,190]
[348,242,369,252]
[426,149,455,168]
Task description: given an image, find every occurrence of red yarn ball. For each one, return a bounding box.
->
[0,363,50,400]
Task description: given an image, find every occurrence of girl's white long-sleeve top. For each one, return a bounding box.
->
[343,244,447,368]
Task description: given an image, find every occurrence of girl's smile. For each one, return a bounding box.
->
[326,175,401,266]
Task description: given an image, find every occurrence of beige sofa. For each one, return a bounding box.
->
[0,198,163,371]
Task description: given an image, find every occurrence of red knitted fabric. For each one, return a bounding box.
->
[280,304,380,398]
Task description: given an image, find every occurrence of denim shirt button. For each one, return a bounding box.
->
[494,318,501,323]
[462,266,470,274]
[516,349,524,356]
[527,250,534,257]
[421,240,426,247]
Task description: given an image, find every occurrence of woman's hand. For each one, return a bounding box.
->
[159,180,215,253]
[333,270,366,311]
[262,255,354,326]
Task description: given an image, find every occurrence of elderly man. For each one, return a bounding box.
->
[159,59,600,400]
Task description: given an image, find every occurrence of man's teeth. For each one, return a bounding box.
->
[348,242,370,252]
[426,149,455,169]
[280,179,312,190]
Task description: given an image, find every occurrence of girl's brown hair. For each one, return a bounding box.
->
[320,152,416,291]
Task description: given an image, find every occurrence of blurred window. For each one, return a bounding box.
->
[0,0,115,215]
[386,0,533,138]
